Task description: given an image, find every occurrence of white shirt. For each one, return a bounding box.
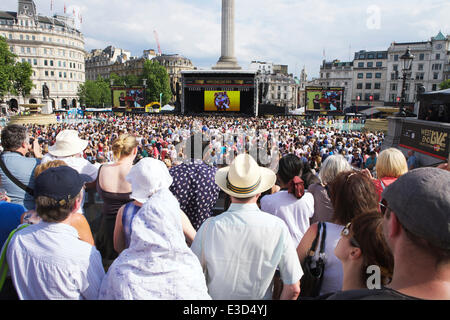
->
[6,222,105,300]
[42,153,99,181]
[261,191,315,247]
[191,203,303,300]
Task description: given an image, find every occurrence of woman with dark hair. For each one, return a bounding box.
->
[334,211,393,291]
[261,154,315,247]
[296,171,380,297]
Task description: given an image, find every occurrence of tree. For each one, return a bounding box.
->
[0,36,33,101]
[78,77,112,108]
[439,79,450,90]
[142,60,172,106]
[12,62,33,97]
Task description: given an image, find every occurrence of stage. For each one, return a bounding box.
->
[181,70,258,116]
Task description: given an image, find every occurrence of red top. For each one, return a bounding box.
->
[373,177,398,201]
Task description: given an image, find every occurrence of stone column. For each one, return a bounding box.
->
[213,0,241,70]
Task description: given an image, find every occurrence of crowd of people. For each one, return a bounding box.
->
[0,114,449,301]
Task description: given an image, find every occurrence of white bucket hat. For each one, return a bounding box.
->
[215,154,276,198]
[48,130,89,157]
[126,158,173,203]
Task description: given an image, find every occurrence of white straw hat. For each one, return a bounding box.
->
[215,154,276,198]
[48,130,89,157]
[126,158,173,203]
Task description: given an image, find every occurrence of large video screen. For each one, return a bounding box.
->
[204,91,241,112]
[112,88,145,108]
[305,87,344,112]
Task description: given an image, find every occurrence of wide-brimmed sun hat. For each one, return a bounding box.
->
[215,154,276,198]
[48,130,89,157]
[126,158,173,203]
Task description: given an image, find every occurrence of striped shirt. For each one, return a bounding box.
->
[6,222,105,300]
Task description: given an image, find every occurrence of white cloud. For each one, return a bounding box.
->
[1,0,449,78]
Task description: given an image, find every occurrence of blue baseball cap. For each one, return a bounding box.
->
[35,166,92,204]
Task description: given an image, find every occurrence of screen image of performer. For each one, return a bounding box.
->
[313,94,321,110]
[119,92,126,107]
[319,92,330,110]
[215,92,231,112]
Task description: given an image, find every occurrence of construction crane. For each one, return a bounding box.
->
[153,30,162,56]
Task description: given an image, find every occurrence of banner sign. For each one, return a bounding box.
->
[399,122,450,160]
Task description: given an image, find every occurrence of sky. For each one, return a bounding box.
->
[2,0,450,79]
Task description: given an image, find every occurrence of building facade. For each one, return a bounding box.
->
[0,0,85,110]
[351,50,388,108]
[318,59,354,108]
[85,46,131,81]
[252,61,299,108]
[385,32,450,105]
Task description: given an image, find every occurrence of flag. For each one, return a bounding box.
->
[50,0,53,11]
[73,8,76,16]
[64,4,66,14]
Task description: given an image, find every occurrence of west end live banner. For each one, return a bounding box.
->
[399,122,450,160]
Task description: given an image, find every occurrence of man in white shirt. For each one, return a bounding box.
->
[41,130,99,214]
[6,166,105,300]
[191,154,303,300]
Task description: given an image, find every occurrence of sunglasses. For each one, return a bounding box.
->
[379,198,391,216]
[341,222,360,248]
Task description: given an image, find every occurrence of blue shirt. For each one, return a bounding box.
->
[407,155,418,170]
[0,152,40,210]
[0,201,26,247]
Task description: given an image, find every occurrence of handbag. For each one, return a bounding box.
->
[299,222,327,298]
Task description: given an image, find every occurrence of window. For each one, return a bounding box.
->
[367,62,373,68]
[50,60,53,67]
[366,83,372,89]
[377,53,384,59]
[419,53,424,61]
[391,83,398,91]
[434,73,439,80]
[20,34,23,40]
[432,64,442,70]
[376,62,382,67]
[26,35,30,40]
[375,73,382,78]
[45,71,49,76]
[59,72,62,78]
[357,73,364,79]
[50,71,54,76]
[391,73,397,80]
[436,54,440,60]
[44,60,48,66]
[393,64,398,71]
[416,73,424,80]
[26,47,31,54]
[368,53,374,59]
[394,55,399,61]
[418,64,424,71]
[374,83,381,89]
[365,93,371,101]
[357,83,363,89]
[374,93,380,101]
[432,84,437,91]
[58,61,61,67]
[33,59,37,66]
[358,62,364,68]
[366,73,373,79]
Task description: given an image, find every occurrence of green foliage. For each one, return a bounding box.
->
[0,36,34,99]
[142,60,172,106]
[12,62,34,97]
[77,77,111,108]
[439,79,450,90]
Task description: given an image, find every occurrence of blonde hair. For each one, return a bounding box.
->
[34,160,68,178]
[112,134,138,161]
[376,148,408,178]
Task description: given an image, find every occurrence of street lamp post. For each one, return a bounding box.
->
[397,48,415,117]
